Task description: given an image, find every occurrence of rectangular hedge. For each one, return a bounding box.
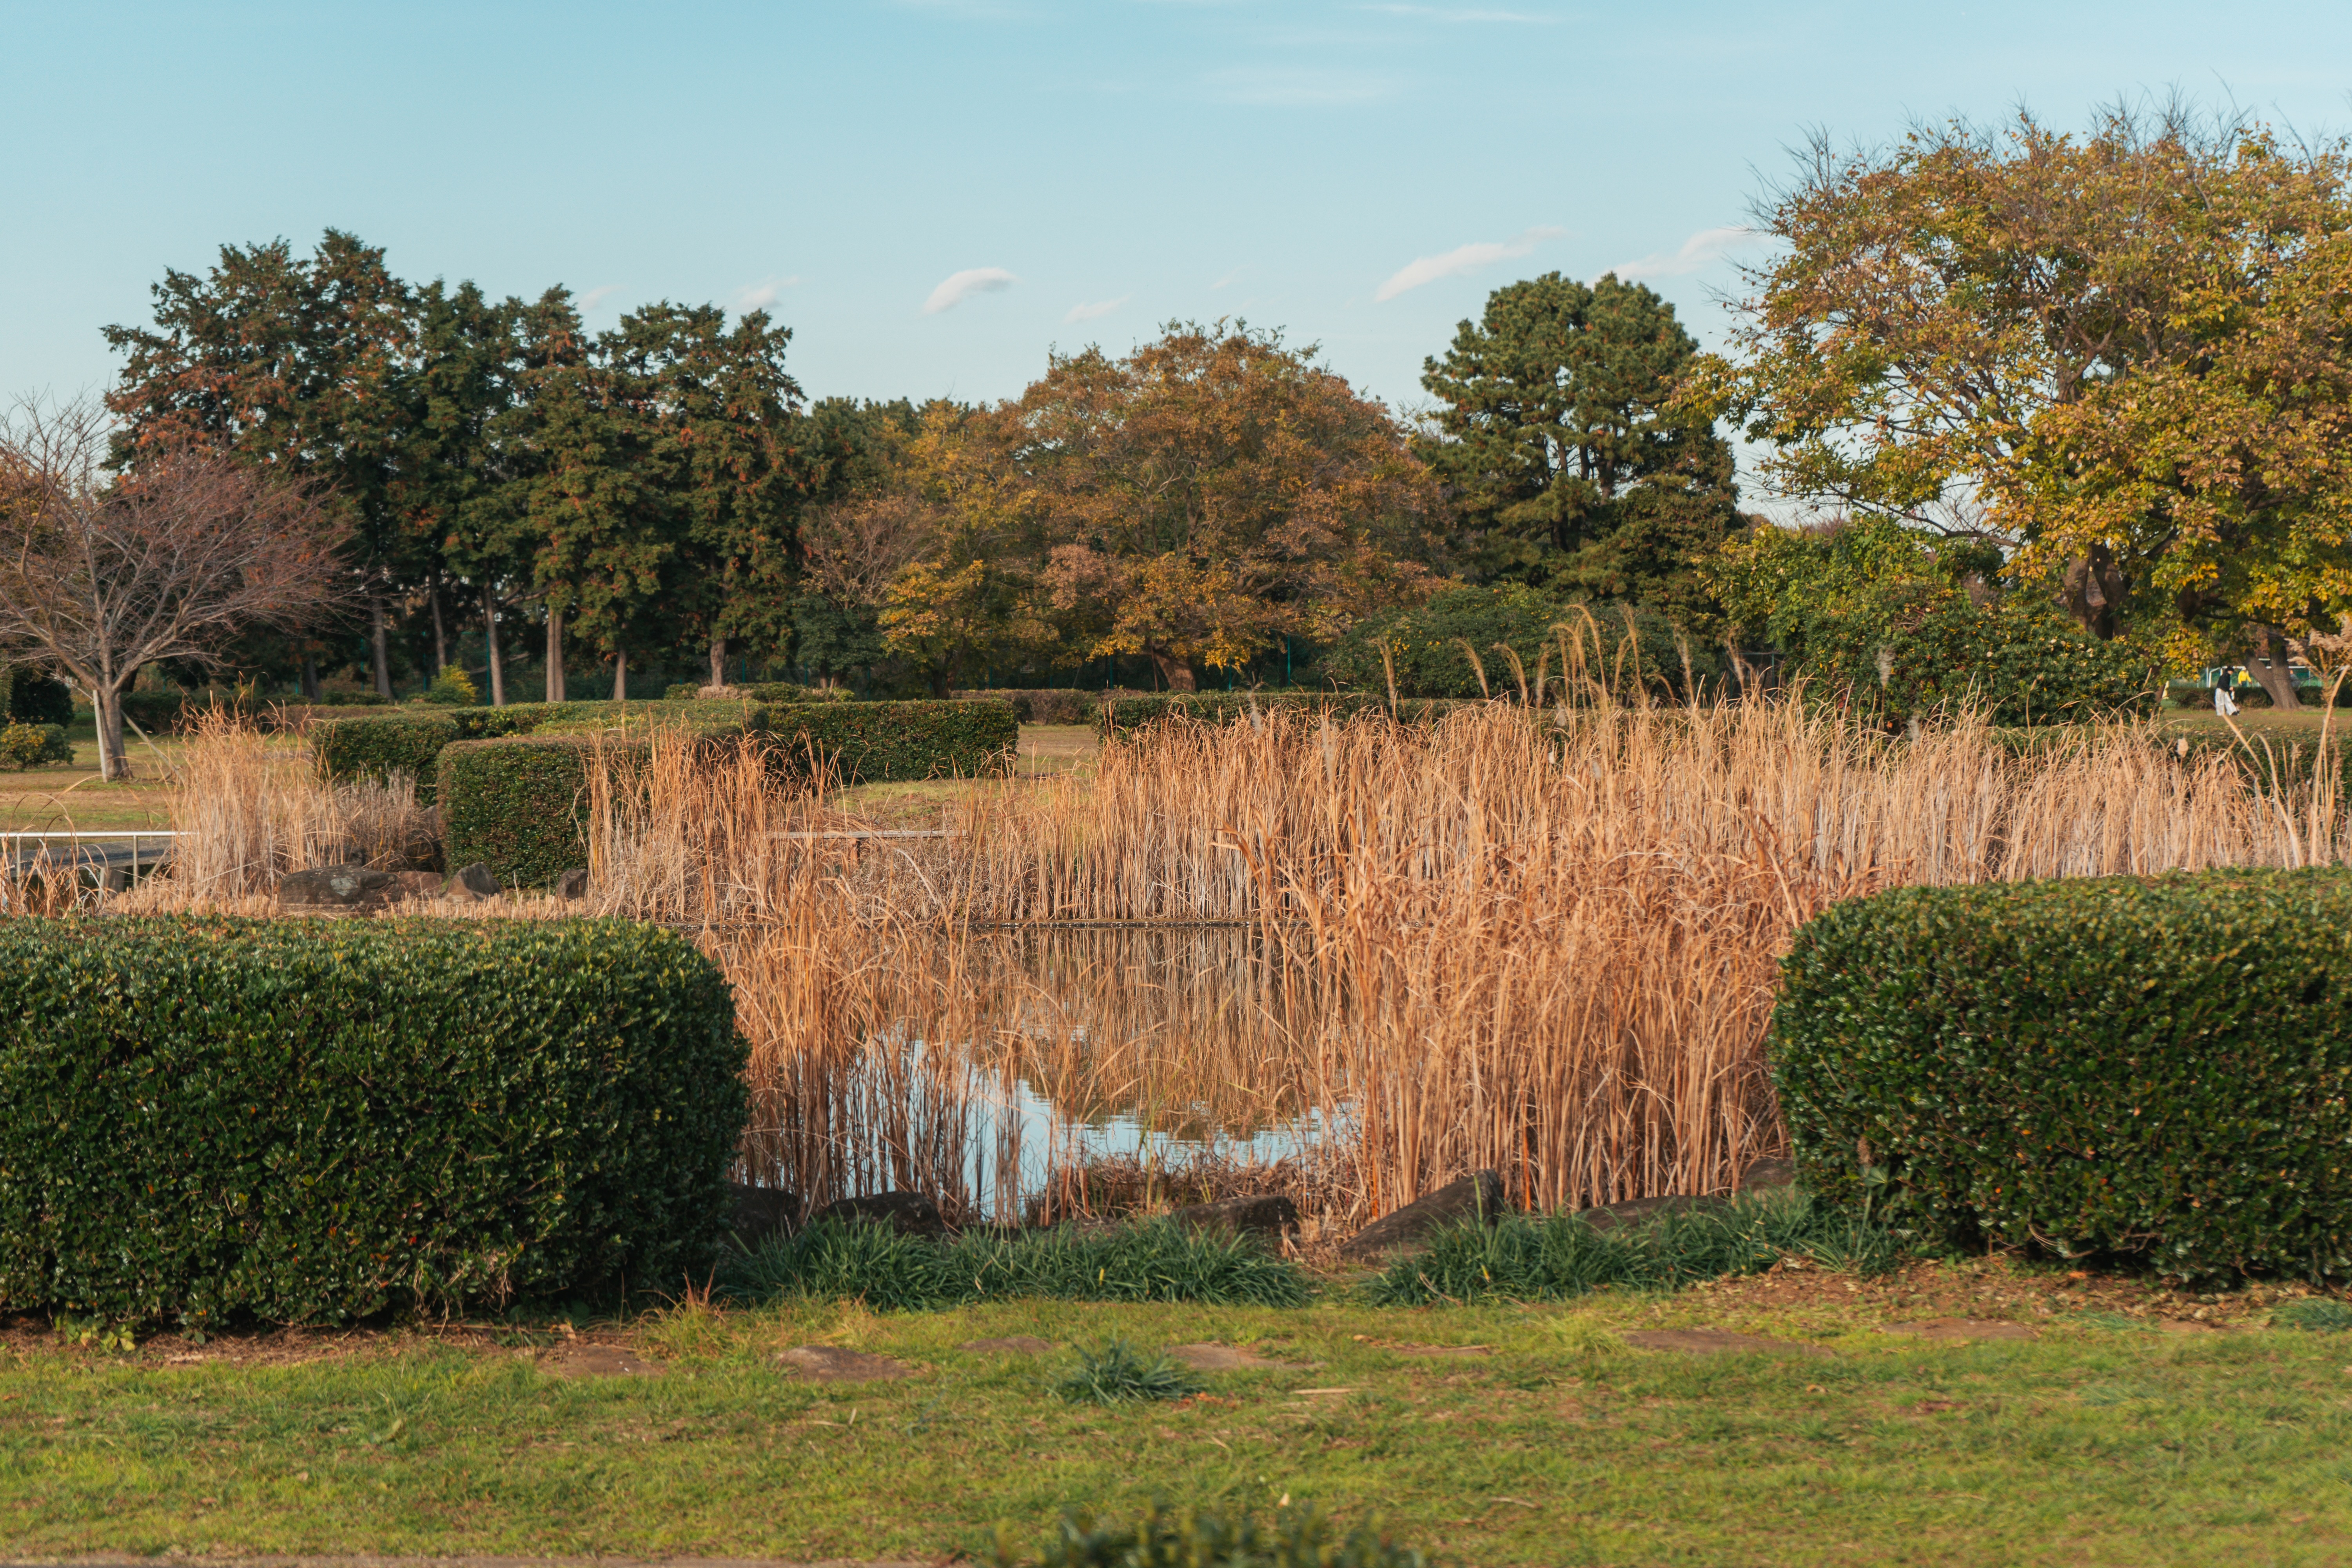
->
[1097,692,1463,739]
[955,688,1103,724]
[764,699,1016,782]
[1769,867,2352,1282]
[436,736,624,888]
[0,916,746,1327]
[316,700,761,803]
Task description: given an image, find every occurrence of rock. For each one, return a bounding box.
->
[538,1343,662,1378]
[728,1183,801,1242]
[776,1345,914,1381]
[1878,1318,2036,1342]
[1337,1170,1511,1262]
[280,865,396,907]
[1622,1328,1834,1358]
[960,1336,1056,1354]
[1166,1194,1299,1240]
[557,867,589,900]
[809,1190,946,1238]
[1739,1155,1798,1191]
[446,862,501,900]
[1577,1194,1712,1234]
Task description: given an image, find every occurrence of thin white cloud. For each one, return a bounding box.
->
[577,285,622,310]
[1064,295,1131,323]
[1611,225,1762,281]
[1211,267,1245,290]
[922,267,1018,314]
[1206,65,1394,107]
[1357,3,1557,19]
[736,277,801,310]
[1375,225,1563,301]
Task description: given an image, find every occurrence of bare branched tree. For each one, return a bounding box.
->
[0,397,346,780]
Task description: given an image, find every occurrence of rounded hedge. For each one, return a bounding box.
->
[1769,868,2352,1281]
[0,916,748,1326]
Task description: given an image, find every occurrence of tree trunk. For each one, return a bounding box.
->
[94,683,129,782]
[368,591,394,698]
[613,648,628,703]
[709,636,727,691]
[1147,648,1198,692]
[480,584,506,707]
[429,579,448,675]
[545,608,566,703]
[2249,624,2303,711]
[300,653,320,702]
[2060,547,2127,640]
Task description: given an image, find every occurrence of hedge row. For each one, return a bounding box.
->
[1096,692,1465,738]
[955,688,1107,724]
[1770,867,2352,1282]
[428,701,1016,886]
[314,700,761,802]
[0,916,746,1326]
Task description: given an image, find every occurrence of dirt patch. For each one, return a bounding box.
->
[538,1343,662,1378]
[777,1345,916,1381]
[1623,1328,1834,1358]
[1165,1343,1301,1371]
[1879,1317,2036,1343]
[1690,1254,2290,1330]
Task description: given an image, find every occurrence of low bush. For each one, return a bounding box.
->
[317,699,760,802]
[1098,692,1462,739]
[719,1216,1311,1309]
[1361,1189,1895,1306]
[0,721,73,769]
[437,736,619,888]
[0,916,746,1327]
[1325,583,1723,701]
[993,1503,1428,1568]
[1053,1340,1205,1405]
[6,671,74,728]
[765,698,1016,781]
[423,666,479,705]
[1770,867,2352,1282]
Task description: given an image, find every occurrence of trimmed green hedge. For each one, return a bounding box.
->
[436,737,629,888]
[1097,692,1463,739]
[1770,868,2352,1281]
[316,700,760,803]
[956,688,1103,724]
[0,916,746,1327]
[766,699,1017,782]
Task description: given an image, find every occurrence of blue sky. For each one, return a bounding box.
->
[7,0,2350,453]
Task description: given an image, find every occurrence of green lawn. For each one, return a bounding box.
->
[6,1267,2347,1566]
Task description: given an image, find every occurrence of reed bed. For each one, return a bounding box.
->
[39,696,2352,1234]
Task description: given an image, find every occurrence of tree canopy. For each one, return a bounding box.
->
[1701,104,2352,706]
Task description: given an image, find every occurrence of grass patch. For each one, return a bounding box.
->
[721,1217,1312,1310]
[1365,1190,1904,1306]
[1052,1340,1205,1406]
[6,1284,2352,1567]
[2274,1298,2352,1332]
[999,1501,1426,1566]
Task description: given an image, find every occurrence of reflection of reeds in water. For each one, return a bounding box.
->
[64,696,2352,1230]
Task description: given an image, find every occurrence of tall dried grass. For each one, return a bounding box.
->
[70,693,2352,1230]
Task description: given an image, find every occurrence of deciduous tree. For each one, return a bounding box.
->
[0,399,343,778]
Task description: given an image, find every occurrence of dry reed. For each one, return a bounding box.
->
[62,693,2352,1230]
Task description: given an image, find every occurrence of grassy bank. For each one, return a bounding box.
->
[4,1264,2345,1567]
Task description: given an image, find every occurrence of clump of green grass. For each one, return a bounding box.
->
[719,1216,1312,1310]
[2274,1298,2352,1332]
[994,1500,1428,1566]
[1052,1340,1204,1406]
[1364,1188,1903,1306]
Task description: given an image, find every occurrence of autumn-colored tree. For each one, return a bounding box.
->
[1419,273,1736,619]
[875,404,1061,693]
[1703,103,2352,706]
[979,322,1439,691]
[0,400,343,778]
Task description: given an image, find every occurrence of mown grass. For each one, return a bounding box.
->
[1366,1191,1905,1306]
[720,1217,1312,1310]
[4,1290,2350,1567]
